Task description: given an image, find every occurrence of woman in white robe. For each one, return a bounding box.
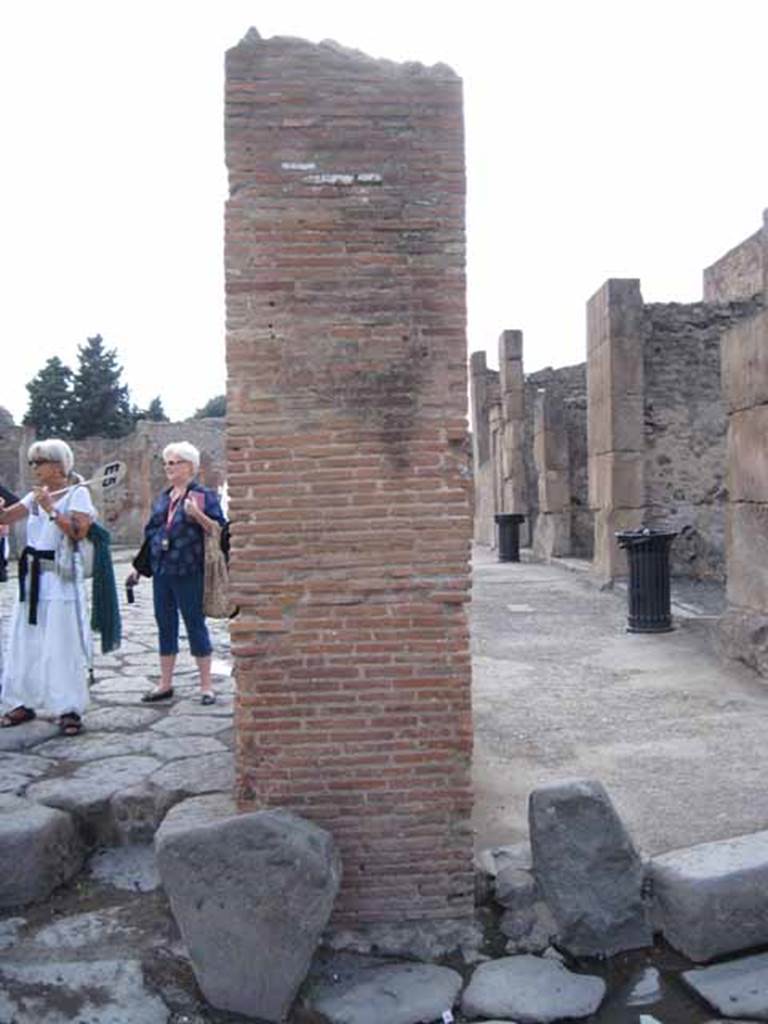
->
[0,439,95,735]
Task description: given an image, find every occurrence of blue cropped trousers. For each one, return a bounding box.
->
[152,571,212,658]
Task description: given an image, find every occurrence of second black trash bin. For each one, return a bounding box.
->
[495,514,525,563]
[616,528,677,633]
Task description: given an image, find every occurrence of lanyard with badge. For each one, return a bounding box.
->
[161,491,184,551]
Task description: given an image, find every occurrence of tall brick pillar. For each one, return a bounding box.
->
[587,279,645,580]
[224,30,473,928]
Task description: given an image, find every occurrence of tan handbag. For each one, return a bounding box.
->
[203,522,232,619]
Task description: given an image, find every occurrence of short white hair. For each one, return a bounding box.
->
[28,438,74,475]
[163,441,200,473]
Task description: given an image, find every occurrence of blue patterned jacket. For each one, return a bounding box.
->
[145,482,226,577]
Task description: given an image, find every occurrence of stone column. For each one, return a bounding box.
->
[470,351,496,545]
[498,330,527,517]
[587,279,645,580]
[470,351,491,467]
[225,30,474,929]
[533,388,571,558]
[720,302,768,674]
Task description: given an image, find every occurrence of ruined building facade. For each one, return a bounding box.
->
[470,336,590,560]
[472,216,765,587]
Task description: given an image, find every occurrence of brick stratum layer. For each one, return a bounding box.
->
[224,29,473,925]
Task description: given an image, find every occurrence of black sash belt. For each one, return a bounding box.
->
[18,546,55,625]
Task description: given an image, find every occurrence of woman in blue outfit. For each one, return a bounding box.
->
[127,441,225,705]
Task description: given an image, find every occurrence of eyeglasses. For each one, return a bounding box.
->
[28,459,53,467]
[163,460,188,467]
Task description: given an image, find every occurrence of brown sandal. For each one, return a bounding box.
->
[0,706,36,728]
[59,713,83,737]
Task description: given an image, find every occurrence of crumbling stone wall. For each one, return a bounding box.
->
[703,229,763,302]
[588,279,762,581]
[644,300,762,579]
[225,30,474,927]
[470,349,589,559]
[0,418,225,548]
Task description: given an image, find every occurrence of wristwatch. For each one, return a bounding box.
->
[49,509,59,522]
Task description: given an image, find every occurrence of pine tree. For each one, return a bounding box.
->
[193,394,226,418]
[23,356,74,438]
[70,335,134,439]
[145,396,169,422]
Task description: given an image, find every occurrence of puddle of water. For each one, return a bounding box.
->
[574,942,713,1024]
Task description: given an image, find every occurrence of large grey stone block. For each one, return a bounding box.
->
[155,795,341,1022]
[0,794,84,908]
[682,952,768,1020]
[461,955,606,1023]
[311,963,462,1024]
[650,829,768,962]
[529,779,651,956]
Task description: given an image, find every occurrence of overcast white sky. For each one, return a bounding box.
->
[2,0,766,423]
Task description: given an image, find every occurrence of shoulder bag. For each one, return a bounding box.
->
[203,522,233,618]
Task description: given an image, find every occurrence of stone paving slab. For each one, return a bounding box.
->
[683,952,768,1020]
[0,959,169,1023]
[0,718,60,752]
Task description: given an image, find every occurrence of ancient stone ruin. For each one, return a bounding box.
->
[719,211,768,673]
[471,212,767,597]
[0,417,225,549]
[224,30,474,928]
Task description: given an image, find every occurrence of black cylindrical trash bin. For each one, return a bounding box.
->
[495,514,525,563]
[616,528,677,633]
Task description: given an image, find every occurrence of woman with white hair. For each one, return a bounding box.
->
[127,441,225,704]
[0,438,95,735]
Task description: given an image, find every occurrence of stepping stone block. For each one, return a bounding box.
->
[529,778,651,956]
[461,954,606,1023]
[155,795,341,1023]
[0,794,84,908]
[682,951,768,1019]
[651,829,768,962]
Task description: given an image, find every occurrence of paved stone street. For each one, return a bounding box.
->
[0,549,237,1023]
[471,546,768,857]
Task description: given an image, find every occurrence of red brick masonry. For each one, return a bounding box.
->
[225,29,473,924]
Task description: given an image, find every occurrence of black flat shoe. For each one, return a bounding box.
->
[141,687,174,703]
[200,692,216,706]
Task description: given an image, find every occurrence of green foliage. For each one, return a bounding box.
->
[24,337,169,439]
[193,394,226,418]
[69,335,134,439]
[23,356,74,438]
[134,396,169,423]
